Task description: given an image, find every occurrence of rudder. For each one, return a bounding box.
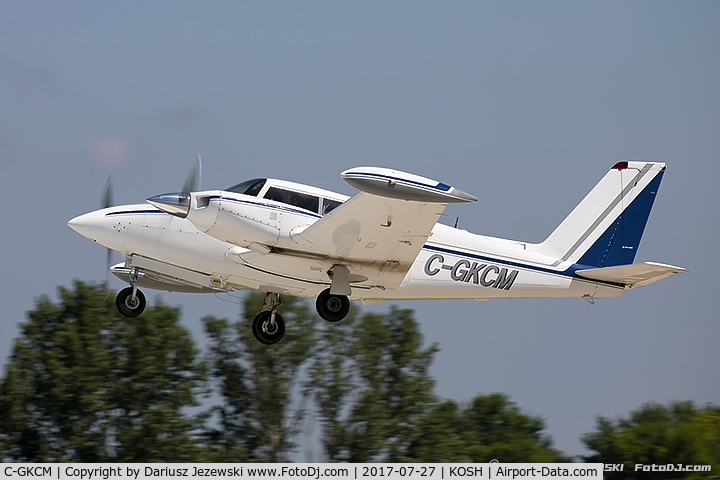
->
[536,162,666,268]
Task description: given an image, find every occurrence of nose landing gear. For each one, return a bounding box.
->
[114,267,146,317]
[115,286,146,317]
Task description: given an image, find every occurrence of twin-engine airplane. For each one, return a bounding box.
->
[69,161,683,344]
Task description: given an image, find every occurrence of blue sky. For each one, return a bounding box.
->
[1,1,718,459]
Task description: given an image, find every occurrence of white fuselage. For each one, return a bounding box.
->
[71,200,621,303]
[69,162,682,334]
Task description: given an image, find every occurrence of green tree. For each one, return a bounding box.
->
[403,399,468,461]
[460,393,566,462]
[406,394,566,462]
[583,401,720,479]
[202,292,317,462]
[310,306,438,462]
[310,307,567,463]
[306,307,357,462]
[1,282,577,464]
[0,281,206,462]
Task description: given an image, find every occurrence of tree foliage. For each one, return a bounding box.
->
[309,307,438,462]
[306,306,357,462]
[0,281,206,461]
[583,401,720,479]
[201,292,316,462]
[309,308,564,463]
[10,281,713,465]
[406,394,566,462]
[342,308,439,462]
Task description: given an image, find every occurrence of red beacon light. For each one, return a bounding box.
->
[612,161,629,170]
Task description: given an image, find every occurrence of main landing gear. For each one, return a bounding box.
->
[251,288,351,345]
[111,266,353,344]
[252,292,286,345]
[316,288,350,322]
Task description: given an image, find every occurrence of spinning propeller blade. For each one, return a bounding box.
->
[101,176,113,209]
[182,154,203,196]
[147,155,203,218]
[101,176,115,283]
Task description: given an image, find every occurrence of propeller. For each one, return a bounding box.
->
[98,156,203,285]
[101,176,115,284]
[182,154,203,198]
[101,176,113,209]
[147,155,203,218]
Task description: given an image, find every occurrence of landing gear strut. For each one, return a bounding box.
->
[115,268,146,317]
[316,288,350,322]
[252,292,285,345]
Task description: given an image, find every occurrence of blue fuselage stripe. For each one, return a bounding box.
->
[105,198,322,219]
[106,210,166,216]
[422,244,588,278]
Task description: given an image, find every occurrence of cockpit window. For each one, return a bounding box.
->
[265,187,319,214]
[226,178,266,196]
[322,199,342,214]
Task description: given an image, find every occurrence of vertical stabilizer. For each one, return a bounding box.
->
[536,162,666,267]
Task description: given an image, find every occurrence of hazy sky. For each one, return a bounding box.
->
[1,1,718,460]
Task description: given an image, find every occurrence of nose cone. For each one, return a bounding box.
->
[68,210,106,241]
[69,207,129,252]
[147,193,190,218]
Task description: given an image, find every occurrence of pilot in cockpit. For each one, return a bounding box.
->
[283,192,299,206]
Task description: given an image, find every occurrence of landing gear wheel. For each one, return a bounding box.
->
[316,288,350,322]
[116,287,146,317]
[252,311,286,345]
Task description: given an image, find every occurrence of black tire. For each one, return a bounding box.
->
[252,311,286,345]
[116,287,146,317]
[316,288,350,322]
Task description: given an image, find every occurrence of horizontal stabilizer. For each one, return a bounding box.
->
[575,262,684,289]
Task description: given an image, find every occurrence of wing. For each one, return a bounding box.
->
[575,262,684,289]
[291,192,447,289]
[286,167,476,291]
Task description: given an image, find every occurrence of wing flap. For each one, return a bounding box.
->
[575,262,684,289]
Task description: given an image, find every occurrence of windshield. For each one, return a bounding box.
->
[322,199,342,214]
[225,179,266,196]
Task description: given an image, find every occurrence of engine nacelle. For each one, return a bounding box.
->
[185,191,281,248]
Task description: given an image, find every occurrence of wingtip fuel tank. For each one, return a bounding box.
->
[341,167,477,203]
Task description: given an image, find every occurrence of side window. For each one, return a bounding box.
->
[322,199,342,215]
[265,187,319,213]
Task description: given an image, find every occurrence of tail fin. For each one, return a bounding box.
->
[536,162,666,267]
